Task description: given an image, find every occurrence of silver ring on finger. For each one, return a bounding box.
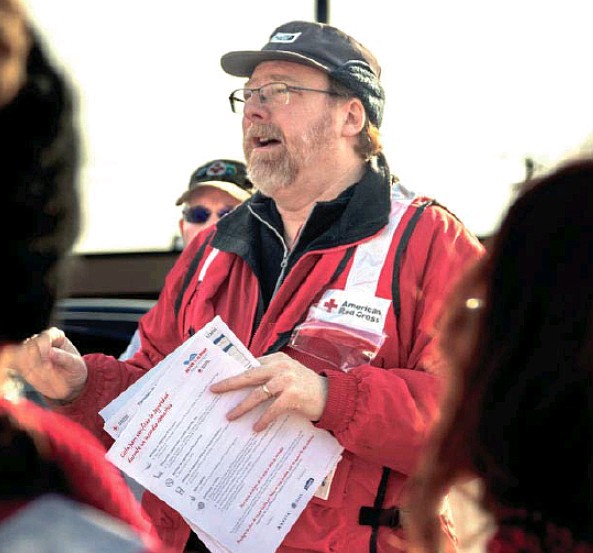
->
[261,383,273,400]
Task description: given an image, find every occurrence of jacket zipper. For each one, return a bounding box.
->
[247,205,308,300]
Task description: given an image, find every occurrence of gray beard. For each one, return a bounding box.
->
[244,115,333,197]
[246,149,298,196]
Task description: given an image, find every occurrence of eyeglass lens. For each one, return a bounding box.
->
[231,83,289,114]
[183,205,233,224]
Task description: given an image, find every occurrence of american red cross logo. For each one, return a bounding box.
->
[323,298,338,312]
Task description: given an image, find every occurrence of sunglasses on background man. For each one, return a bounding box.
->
[182,205,234,224]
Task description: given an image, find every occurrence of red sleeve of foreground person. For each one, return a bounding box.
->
[0,398,169,552]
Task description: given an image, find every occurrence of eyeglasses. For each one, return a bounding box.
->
[228,82,342,114]
[182,205,233,224]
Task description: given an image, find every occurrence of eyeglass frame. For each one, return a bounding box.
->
[228,81,345,114]
[182,204,234,224]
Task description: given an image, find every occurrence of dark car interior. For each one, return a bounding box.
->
[56,251,179,357]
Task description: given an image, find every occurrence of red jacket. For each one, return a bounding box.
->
[60,162,484,552]
[0,398,166,552]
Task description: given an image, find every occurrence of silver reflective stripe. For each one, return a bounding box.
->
[345,184,416,294]
[198,248,220,283]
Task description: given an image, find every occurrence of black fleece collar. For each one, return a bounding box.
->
[213,155,392,257]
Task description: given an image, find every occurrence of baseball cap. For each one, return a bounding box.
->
[175,159,254,206]
[220,20,385,127]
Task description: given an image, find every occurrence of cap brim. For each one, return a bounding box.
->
[221,50,331,77]
[175,181,252,206]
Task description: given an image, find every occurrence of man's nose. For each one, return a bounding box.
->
[243,94,268,121]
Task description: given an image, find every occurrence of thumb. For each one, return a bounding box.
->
[47,327,80,357]
[46,326,66,347]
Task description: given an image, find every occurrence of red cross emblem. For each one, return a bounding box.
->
[206,161,227,176]
[323,298,338,312]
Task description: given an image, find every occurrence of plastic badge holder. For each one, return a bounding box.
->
[290,319,386,372]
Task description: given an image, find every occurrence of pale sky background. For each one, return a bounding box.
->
[22,0,593,253]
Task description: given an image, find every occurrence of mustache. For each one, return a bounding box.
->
[245,123,284,142]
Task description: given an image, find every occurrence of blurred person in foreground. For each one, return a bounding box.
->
[119,159,253,362]
[0,2,166,551]
[406,157,593,553]
[14,20,484,553]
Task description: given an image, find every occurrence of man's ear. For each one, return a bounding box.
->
[340,98,366,137]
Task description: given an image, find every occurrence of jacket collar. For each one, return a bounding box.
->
[213,154,393,253]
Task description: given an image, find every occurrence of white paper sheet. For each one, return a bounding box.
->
[100,316,259,439]
[104,317,344,553]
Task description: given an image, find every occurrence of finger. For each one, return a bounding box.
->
[256,351,289,368]
[46,326,66,346]
[23,327,61,354]
[226,384,276,421]
[31,329,58,360]
[210,368,268,393]
[20,333,46,361]
[261,383,274,400]
[252,403,282,433]
[230,401,279,433]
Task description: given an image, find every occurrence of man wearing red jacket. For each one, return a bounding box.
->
[17,21,484,553]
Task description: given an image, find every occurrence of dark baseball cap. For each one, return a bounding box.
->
[176,159,253,206]
[220,20,385,127]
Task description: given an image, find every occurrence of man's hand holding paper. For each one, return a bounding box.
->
[210,352,329,433]
[104,317,343,553]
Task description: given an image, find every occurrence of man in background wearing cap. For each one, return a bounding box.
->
[14,20,484,553]
[120,158,253,362]
[174,158,253,249]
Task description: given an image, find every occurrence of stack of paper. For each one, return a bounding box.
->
[102,316,344,553]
